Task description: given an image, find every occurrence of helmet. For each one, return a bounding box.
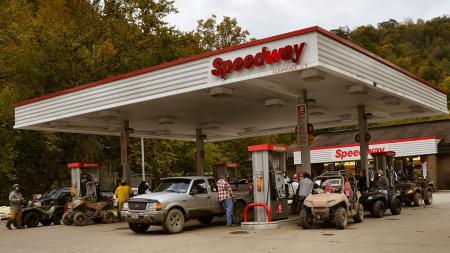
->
[12,184,20,189]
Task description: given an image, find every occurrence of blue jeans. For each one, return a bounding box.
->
[221,198,233,225]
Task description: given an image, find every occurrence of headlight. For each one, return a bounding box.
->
[368,196,373,200]
[406,189,414,194]
[147,201,163,210]
[123,202,129,210]
[33,201,41,207]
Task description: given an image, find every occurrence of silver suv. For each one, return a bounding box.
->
[122,176,248,234]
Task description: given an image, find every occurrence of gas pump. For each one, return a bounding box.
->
[68,162,101,201]
[247,144,289,222]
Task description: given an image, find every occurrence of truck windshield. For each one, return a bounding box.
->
[155,179,191,193]
[40,189,59,199]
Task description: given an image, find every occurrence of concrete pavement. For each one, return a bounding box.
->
[1,192,450,253]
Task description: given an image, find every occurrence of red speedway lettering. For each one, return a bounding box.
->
[211,42,306,79]
[335,147,386,160]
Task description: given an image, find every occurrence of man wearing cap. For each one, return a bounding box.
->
[6,184,24,229]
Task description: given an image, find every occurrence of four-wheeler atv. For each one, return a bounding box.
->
[300,170,364,230]
[62,197,115,226]
[397,178,433,207]
[359,152,402,218]
[31,187,73,226]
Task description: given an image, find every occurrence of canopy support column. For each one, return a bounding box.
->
[358,105,370,188]
[196,128,205,176]
[120,121,131,184]
[298,90,311,175]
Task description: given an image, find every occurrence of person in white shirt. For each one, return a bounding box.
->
[422,162,428,179]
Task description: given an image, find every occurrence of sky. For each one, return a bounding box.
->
[164,0,450,39]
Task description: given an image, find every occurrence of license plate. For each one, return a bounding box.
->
[131,213,139,219]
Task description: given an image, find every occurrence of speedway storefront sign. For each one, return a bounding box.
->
[293,137,440,164]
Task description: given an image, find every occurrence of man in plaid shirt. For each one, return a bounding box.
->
[217,176,235,226]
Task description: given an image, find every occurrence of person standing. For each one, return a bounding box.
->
[217,176,235,226]
[114,181,133,221]
[422,161,428,179]
[6,184,24,230]
[297,173,314,211]
[137,181,149,195]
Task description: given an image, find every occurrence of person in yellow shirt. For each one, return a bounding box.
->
[115,181,132,221]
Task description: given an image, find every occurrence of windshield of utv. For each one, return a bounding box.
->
[155,179,191,193]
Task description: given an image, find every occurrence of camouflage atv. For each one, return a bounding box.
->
[300,170,364,230]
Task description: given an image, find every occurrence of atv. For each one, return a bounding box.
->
[359,151,402,218]
[397,177,433,207]
[29,188,73,226]
[62,197,115,226]
[300,170,364,230]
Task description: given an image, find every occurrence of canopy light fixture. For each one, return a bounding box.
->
[383,97,400,105]
[265,98,285,108]
[308,107,324,116]
[210,87,233,98]
[99,110,119,120]
[348,85,368,95]
[306,98,317,107]
[203,122,222,130]
[301,69,325,81]
[157,116,175,125]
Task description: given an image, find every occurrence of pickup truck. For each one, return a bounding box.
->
[122,176,250,234]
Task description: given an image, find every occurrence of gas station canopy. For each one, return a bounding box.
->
[14,26,448,141]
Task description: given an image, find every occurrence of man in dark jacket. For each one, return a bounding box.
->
[6,184,24,230]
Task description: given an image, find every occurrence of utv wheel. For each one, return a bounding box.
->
[353,204,364,223]
[424,191,433,205]
[103,210,115,223]
[23,211,41,228]
[299,208,313,229]
[233,202,245,225]
[371,200,385,218]
[198,216,214,225]
[40,219,52,226]
[62,213,73,225]
[129,222,150,234]
[163,208,185,234]
[413,192,422,207]
[334,207,348,230]
[74,212,88,226]
[52,209,64,225]
[390,198,402,215]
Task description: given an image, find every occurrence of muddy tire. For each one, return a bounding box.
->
[424,191,433,205]
[52,209,64,225]
[40,219,52,226]
[163,208,185,234]
[23,211,41,228]
[353,204,364,223]
[73,212,88,226]
[233,202,245,225]
[299,208,313,229]
[62,213,73,225]
[334,207,348,230]
[103,210,115,223]
[390,197,402,215]
[129,222,150,233]
[371,200,385,218]
[413,192,422,207]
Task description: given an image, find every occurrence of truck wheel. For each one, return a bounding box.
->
[371,200,385,218]
[62,213,73,225]
[129,223,150,233]
[353,204,364,223]
[52,209,64,225]
[40,219,52,226]
[390,198,402,215]
[163,208,185,234]
[424,191,433,205]
[299,208,313,229]
[103,210,115,223]
[334,207,348,230]
[74,212,88,226]
[233,202,245,225]
[413,192,422,207]
[197,216,213,225]
[23,211,41,228]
